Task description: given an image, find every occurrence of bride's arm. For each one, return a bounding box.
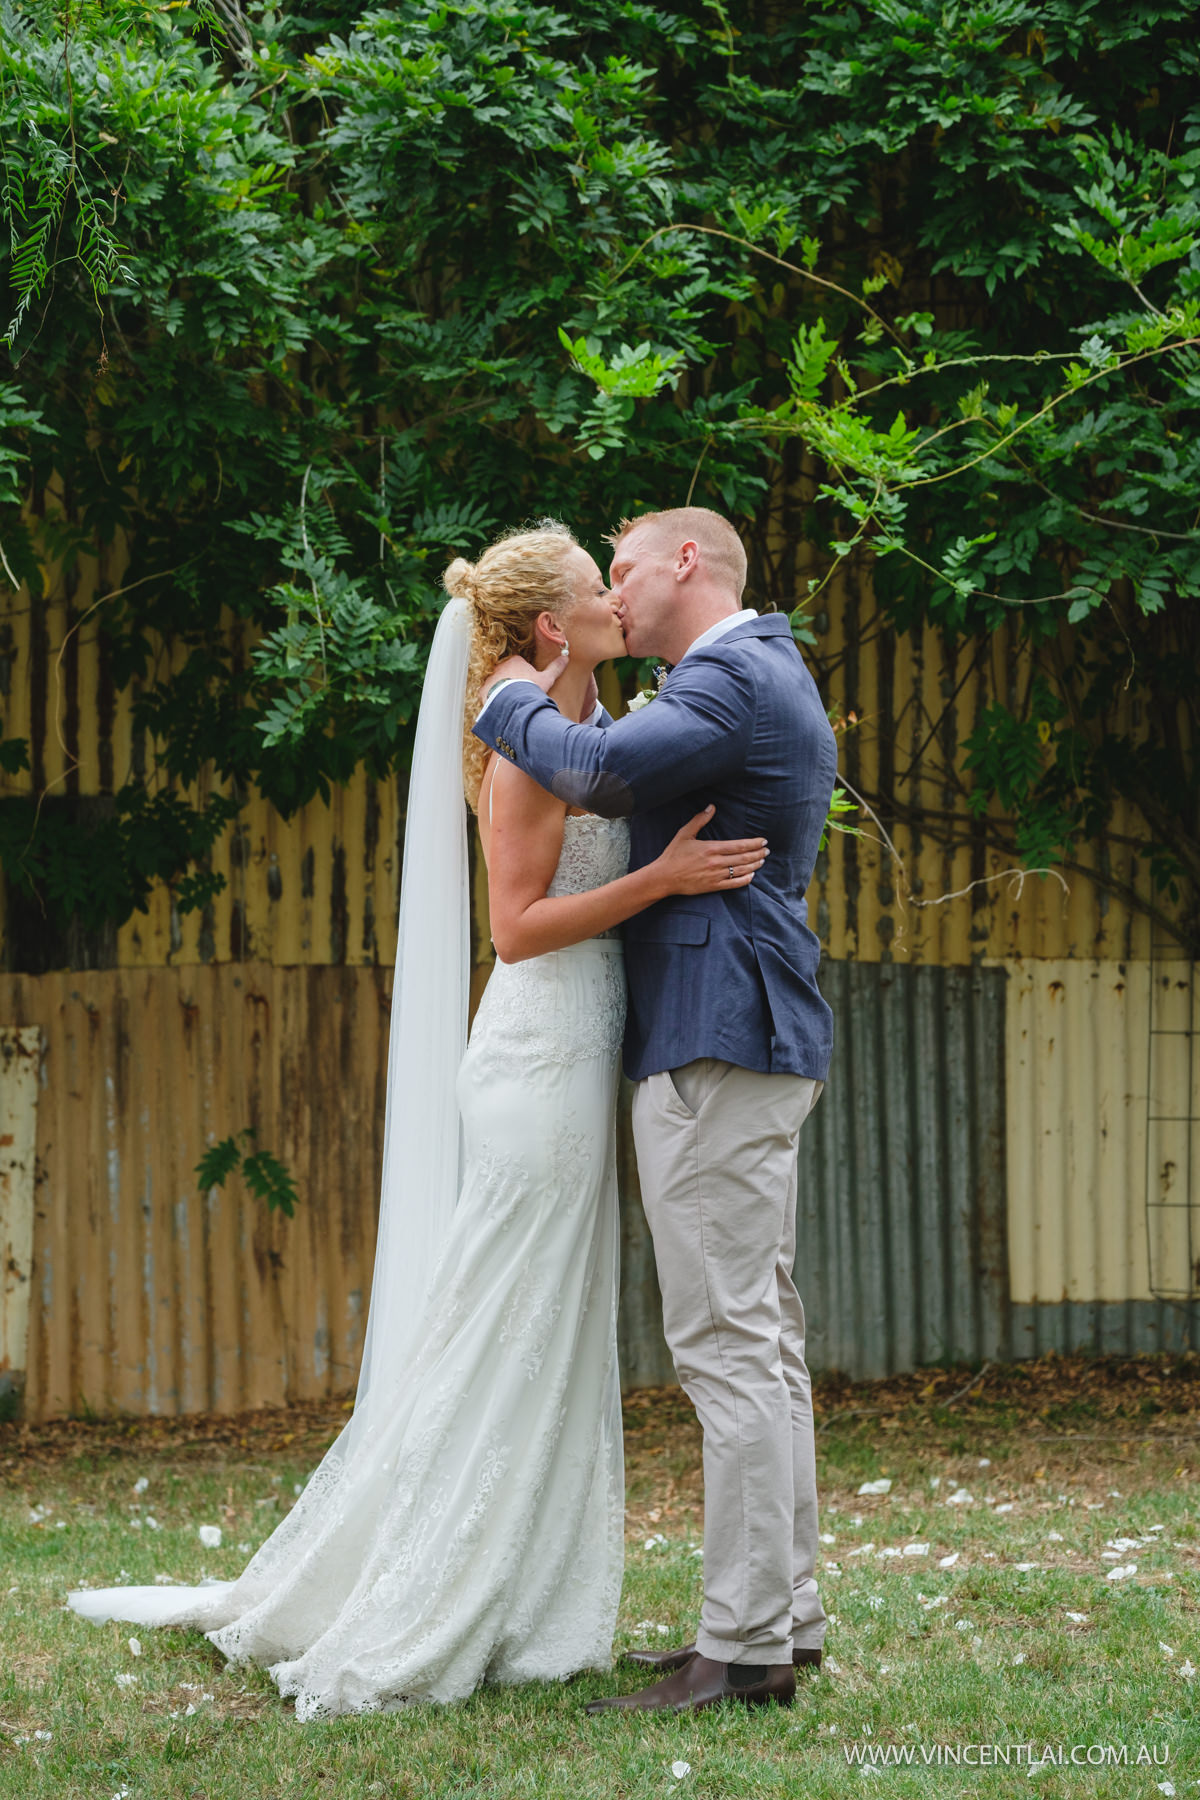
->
[485,759,767,964]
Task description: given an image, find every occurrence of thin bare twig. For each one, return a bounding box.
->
[0,535,19,591]
[911,865,1070,912]
[944,1362,993,1407]
[30,564,187,829]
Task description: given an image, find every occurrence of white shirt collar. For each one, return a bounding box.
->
[679,609,758,660]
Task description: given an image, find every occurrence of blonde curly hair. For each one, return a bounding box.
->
[445,519,582,812]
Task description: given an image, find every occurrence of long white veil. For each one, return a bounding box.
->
[346,592,472,1451]
[68,594,474,1631]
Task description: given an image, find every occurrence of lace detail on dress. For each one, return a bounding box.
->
[546,814,631,932]
[474,813,630,1068]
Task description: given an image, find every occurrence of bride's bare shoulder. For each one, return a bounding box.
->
[478,754,566,861]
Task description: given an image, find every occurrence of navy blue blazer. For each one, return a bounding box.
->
[474,613,837,1083]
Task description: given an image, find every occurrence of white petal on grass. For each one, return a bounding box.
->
[114,1673,137,1689]
[823,1655,842,1674]
[939,1552,961,1568]
[978,1458,991,1467]
[849,1514,864,1526]
[1013,1563,1039,1572]
[1160,1643,1175,1657]
[644,1534,667,1550]
[144,1517,160,1531]
[1105,1537,1143,1552]
[902,1543,929,1556]
[971,1636,982,1650]
[994,1502,1014,1514]
[671,1762,692,1780]
[1179,1659,1196,1680]
[1046,1531,1064,1542]
[133,1477,149,1494]
[929,1477,941,1489]
[955,1619,973,1632]
[128,1638,142,1657]
[1105,1564,1137,1582]
[819,1532,837,1544]
[1158,1783,1176,1797]
[848,1543,876,1558]
[866,1595,885,1611]
[197,1525,222,1549]
[920,1595,949,1611]
[857,1479,892,1496]
[1065,1612,1089,1623]
[946,1489,973,1506]
[876,1547,902,1559]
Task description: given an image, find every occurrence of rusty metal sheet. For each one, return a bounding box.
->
[0,1027,41,1398]
[1,966,390,1419]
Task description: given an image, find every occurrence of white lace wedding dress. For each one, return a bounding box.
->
[69,813,630,1716]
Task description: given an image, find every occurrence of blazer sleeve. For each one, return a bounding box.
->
[472,655,754,817]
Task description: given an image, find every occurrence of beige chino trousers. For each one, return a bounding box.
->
[632,1057,826,1666]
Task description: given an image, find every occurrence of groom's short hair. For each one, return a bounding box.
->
[607,507,748,600]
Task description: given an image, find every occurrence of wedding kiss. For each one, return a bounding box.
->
[69,505,838,1719]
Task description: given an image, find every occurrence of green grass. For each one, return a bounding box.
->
[2,1360,1198,1798]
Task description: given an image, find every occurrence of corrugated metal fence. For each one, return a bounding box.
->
[0,958,1015,1414]
[2,955,1197,1416]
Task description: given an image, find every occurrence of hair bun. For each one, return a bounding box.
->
[442,556,477,600]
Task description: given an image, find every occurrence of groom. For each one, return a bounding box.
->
[475,507,837,1714]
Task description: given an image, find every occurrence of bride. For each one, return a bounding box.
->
[67,520,767,1714]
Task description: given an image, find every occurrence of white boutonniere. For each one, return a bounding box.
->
[627,664,669,712]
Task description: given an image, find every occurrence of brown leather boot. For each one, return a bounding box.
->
[622,1641,822,1675]
[585,1654,796,1715]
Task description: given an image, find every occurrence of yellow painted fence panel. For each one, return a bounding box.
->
[1003,957,1198,1306]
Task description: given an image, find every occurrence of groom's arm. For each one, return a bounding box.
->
[473,658,752,817]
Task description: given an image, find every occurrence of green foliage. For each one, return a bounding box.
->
[0,784,239,937]
[818,788,862,855]
[196,1126,298,1217]
[1,0,1198,953]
